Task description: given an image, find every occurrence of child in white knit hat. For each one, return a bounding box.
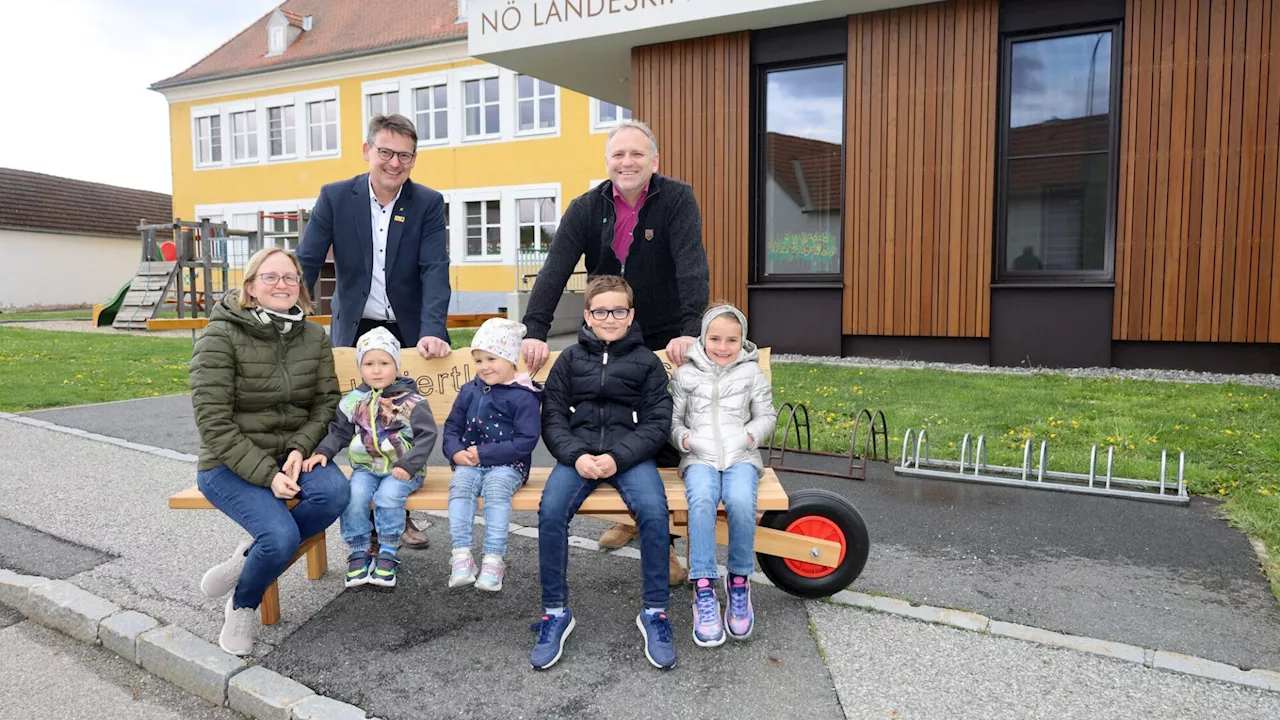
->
[441,318,542,591]
[305,326,437,591]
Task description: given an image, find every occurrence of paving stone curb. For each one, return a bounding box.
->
[230,666,317,720]
[0,570,374,718]
[825,589,1279,693]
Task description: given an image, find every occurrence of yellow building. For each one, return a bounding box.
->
[150,0,631,314]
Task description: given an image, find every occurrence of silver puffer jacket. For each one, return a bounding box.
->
[670,305,777,474]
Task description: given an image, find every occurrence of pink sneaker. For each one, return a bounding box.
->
[691,578,726,647]
[475,554,505,591]
[724,575,754,639]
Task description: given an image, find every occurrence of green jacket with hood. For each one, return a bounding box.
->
[190,291,340,487]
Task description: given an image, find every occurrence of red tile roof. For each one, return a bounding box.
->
[152,0,467,89]
[0,168,172,239]
[766,132,843,212]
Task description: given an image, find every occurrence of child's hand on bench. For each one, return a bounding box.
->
[453,447,480,467]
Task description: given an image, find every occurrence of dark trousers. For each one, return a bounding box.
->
[355,318,406,348]
[539,461,670,608]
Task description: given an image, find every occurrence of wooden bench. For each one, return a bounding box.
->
[170,345,867,625]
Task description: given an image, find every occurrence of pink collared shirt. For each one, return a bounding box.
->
[611,184,647,266]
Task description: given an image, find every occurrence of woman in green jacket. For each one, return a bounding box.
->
[190,247,349,656]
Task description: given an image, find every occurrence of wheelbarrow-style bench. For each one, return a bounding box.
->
[169,346,869,625]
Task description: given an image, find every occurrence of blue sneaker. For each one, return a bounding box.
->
[636,610,677,669]
[530,610,575,670]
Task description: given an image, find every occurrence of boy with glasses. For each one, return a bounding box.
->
[530,275,677,671]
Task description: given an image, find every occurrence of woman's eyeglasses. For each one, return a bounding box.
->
[256,272,301,287]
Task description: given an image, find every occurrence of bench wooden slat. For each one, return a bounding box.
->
[169,467,788,512]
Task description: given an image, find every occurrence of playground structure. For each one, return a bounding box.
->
[99,211,309,330]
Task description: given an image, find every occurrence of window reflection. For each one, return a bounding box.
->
[763,63,844,276]
[1003,31,1113,275]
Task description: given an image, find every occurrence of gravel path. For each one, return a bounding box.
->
[775,352,1280,389]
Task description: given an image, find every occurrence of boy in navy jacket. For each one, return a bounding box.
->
[530,275,676,672]
[443,318,542,592]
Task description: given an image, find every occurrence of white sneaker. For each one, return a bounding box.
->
[200,538,253,599]
[448,548,476,588]
[219,596,256,656]
[474,554,505,592]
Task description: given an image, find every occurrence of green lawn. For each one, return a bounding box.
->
[0,326,483,412]
[770,362,1280,593]
[0,309,93,322]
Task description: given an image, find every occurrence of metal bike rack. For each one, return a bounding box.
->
[764,402,890,481]
[894,428,1190,505]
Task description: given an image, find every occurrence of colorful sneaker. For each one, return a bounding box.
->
[690,579,726,647]
[474,553,505,592]
[367,551,399,590]
[636,610,677,669]
[200,538,253,598]
[724,574,754,640]
[344,550,372,588]
[219,596,256,656]
[448,548,476,588]
[530,610,576,670]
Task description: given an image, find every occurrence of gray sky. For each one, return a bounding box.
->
[0,0,281,194]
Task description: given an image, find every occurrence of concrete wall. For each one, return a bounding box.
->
[0,230,140,310]
[507,290,584,337]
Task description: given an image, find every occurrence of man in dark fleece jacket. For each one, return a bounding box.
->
[518,120,709,373]
[519,120,709,570]
[530,276,677,672]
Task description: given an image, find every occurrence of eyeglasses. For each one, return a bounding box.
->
[588,307,631,320]
[256,272,301,287]
[374,146,416,164]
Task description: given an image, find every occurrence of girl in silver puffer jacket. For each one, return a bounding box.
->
[670,303,776,647]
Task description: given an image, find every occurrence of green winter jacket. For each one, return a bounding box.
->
[190,292,340,487]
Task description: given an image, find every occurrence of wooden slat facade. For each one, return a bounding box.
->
[1115,0,1280,342]
[631,33,751,312]
[844,0,999,337]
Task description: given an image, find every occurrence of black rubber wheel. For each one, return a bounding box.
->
[756,489,870,599]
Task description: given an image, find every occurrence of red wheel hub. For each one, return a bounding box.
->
[783,515,847,578]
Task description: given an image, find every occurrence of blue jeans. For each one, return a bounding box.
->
[196,463,349,610]
[340,468,424,552]
[448,465,525,556]
[538,460,670,608]
[684,462,760,580]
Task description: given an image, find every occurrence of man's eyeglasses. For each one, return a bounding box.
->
[374,146,416,164]
[588,308,631,320]
[256,272,301,287]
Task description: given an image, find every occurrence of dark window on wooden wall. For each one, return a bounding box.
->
[751,20,847,283]
[996,23,1122,282]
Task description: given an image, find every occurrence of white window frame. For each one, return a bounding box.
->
[306,96,340,157]
[265,102,298,159]
[191,88,337,171]
[409,75,450,146]
[193,109,222,168]
[228,105,259,164]
[515,74,558,136]
[591,98,632,133]
[513,190,560,254]
[459,67,503,141]
[461,194,503,261]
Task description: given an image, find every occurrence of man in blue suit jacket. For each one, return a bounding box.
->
[298,114,451,358]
